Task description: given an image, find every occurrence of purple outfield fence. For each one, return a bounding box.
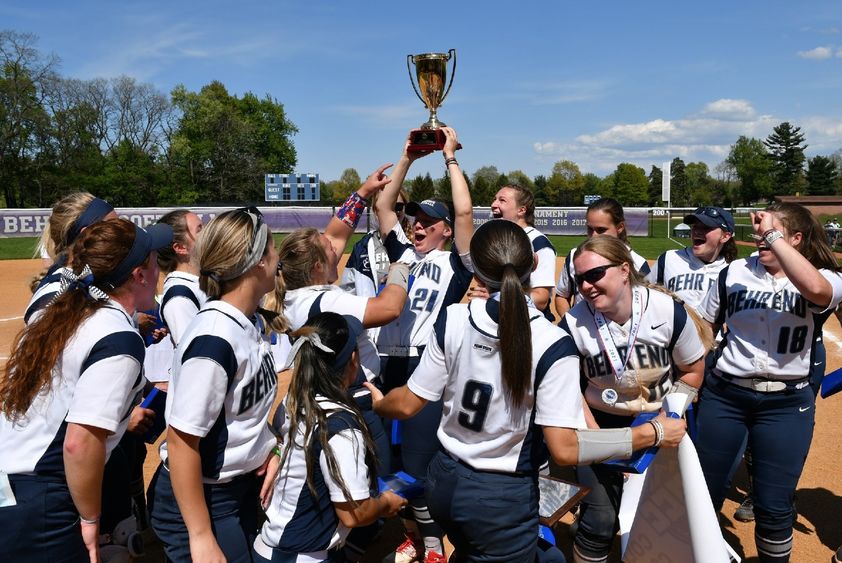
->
[0,206,649,238]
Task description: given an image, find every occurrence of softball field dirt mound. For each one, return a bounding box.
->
[1,257,840,562]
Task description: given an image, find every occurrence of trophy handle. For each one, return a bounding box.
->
[406,54,427,108]
[440,48,457,104]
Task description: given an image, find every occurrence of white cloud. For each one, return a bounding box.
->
[797,46,834,59]
[837,48,842,58]
[531,99,786,174]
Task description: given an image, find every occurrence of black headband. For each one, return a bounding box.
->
[66,198,114,245]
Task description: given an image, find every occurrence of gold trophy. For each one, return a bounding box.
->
[406,49,461,152]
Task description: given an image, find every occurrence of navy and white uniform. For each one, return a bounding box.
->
[378,223,473,478]
[556,245,650,305]
[411,298,584,561]
[150,299,277,563]
[646,246,728,309]
[561,287,705,560]
[254,398,372,562]
[160,271,208,346]
[524,226,557,320]
[694,257,842,561]
[340,230,391,344]
[0,301,145,560]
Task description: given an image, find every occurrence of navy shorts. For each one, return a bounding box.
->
[426,451,551,562]
[0,474,86,562]
[150,463,260,563]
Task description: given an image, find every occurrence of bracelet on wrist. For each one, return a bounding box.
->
[648,419,664,447]
[272,445,282,457]
[763,229,784,247]
[79,515,100,525]
[444,157,458,167]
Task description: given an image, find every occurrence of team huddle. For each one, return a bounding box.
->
[1,129,840,563]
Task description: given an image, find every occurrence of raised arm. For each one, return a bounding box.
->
[325,163,393,259]
[377,135,431,238]
[753,210,835,307]
[441,127,473,254]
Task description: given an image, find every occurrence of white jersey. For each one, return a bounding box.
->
[162,300,276,483]
[256,398,370,558]
[0,300,145,476]
[408,298,586,473]
[556,245,650,301]
[339,230,390,344]
[283,285,380,389]
[646,247,728,309]
[562,288,705,416]
[699,257,842,380]
[378,223,473,349]
[524,226,556,290]
[160,272,208,346]
[24,265,70,324]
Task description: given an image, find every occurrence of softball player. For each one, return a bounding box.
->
[150,207,282,563]
[374,128,473,563]
[25,193,116,323]
[157,209,207,348]
[0,218,171,562]
[488,184,556,317]
[369,221,686,562]
[646,206,737,309]
[695,203,842,563]
[555,198,650,317]
[560,235,707,563]
[254,312,407,562]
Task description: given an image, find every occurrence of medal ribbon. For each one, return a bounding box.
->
[593,287,642,384]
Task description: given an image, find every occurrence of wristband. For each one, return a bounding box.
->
[648,419,664,447]
[79,515,100,525]
[444,157,458,167]
[272,445,282,457]
[335,192,367,230]
[763,229,784,247]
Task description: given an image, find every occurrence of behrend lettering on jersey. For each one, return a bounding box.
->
[726,289,807,318]
[237,353,277,414]
[667,273,715,294]
[584,344,670,379]
[412,261,442,284]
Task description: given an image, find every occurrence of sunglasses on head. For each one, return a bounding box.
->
[235,206,265,250]
[394,202,406,213]
[695,207,721,218]
[574,263,620,286]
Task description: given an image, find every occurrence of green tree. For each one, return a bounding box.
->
[806,155,838,195]
[686,162,713,206]
[670,157,689,206]
[725,136,775,204]
[611,163,648,205]
[0,30,57,207]
[532,175,548,206]
[647,165,663,206]
[409,172,435,202]
[330,168,361,205]
[582,173,606,202]
[764,122,807,195]
[547,159,585,206]
[507,170,535,191]
[168,80,297,204]
[470,175,495,206]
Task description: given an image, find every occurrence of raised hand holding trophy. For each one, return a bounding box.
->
[406,49,462,152]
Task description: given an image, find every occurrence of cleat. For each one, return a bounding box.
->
[733,495,754,522]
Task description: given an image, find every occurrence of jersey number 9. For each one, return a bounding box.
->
[458,380,493,432]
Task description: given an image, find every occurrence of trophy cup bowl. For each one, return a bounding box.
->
[406,49,461,152]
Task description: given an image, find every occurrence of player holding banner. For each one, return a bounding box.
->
[695,203,842,563]
[560,235,708,563]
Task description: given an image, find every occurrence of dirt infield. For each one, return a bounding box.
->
[1,257,841,562]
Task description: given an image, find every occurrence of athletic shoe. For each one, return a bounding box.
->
[423,551,447,563]
[733,495,755,522]
[383,534,422,563]
[833,544,841,563]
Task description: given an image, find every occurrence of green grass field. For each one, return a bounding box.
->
[0,231,757,261]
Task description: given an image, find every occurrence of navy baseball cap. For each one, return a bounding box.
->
[406,199,452,226]
[684,206,735,234]
[100,222,173,288]
[332,315,364,371]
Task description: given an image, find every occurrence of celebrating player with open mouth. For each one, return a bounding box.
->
[695,202,842,563]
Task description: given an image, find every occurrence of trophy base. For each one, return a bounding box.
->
[407,128,462,153]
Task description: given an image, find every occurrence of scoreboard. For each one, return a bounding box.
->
[265,173,320,202]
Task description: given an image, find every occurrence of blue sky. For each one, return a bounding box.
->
[3,1,842,182]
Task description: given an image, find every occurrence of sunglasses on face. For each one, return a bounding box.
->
[575,263,620,286]
[395,202,406,213]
